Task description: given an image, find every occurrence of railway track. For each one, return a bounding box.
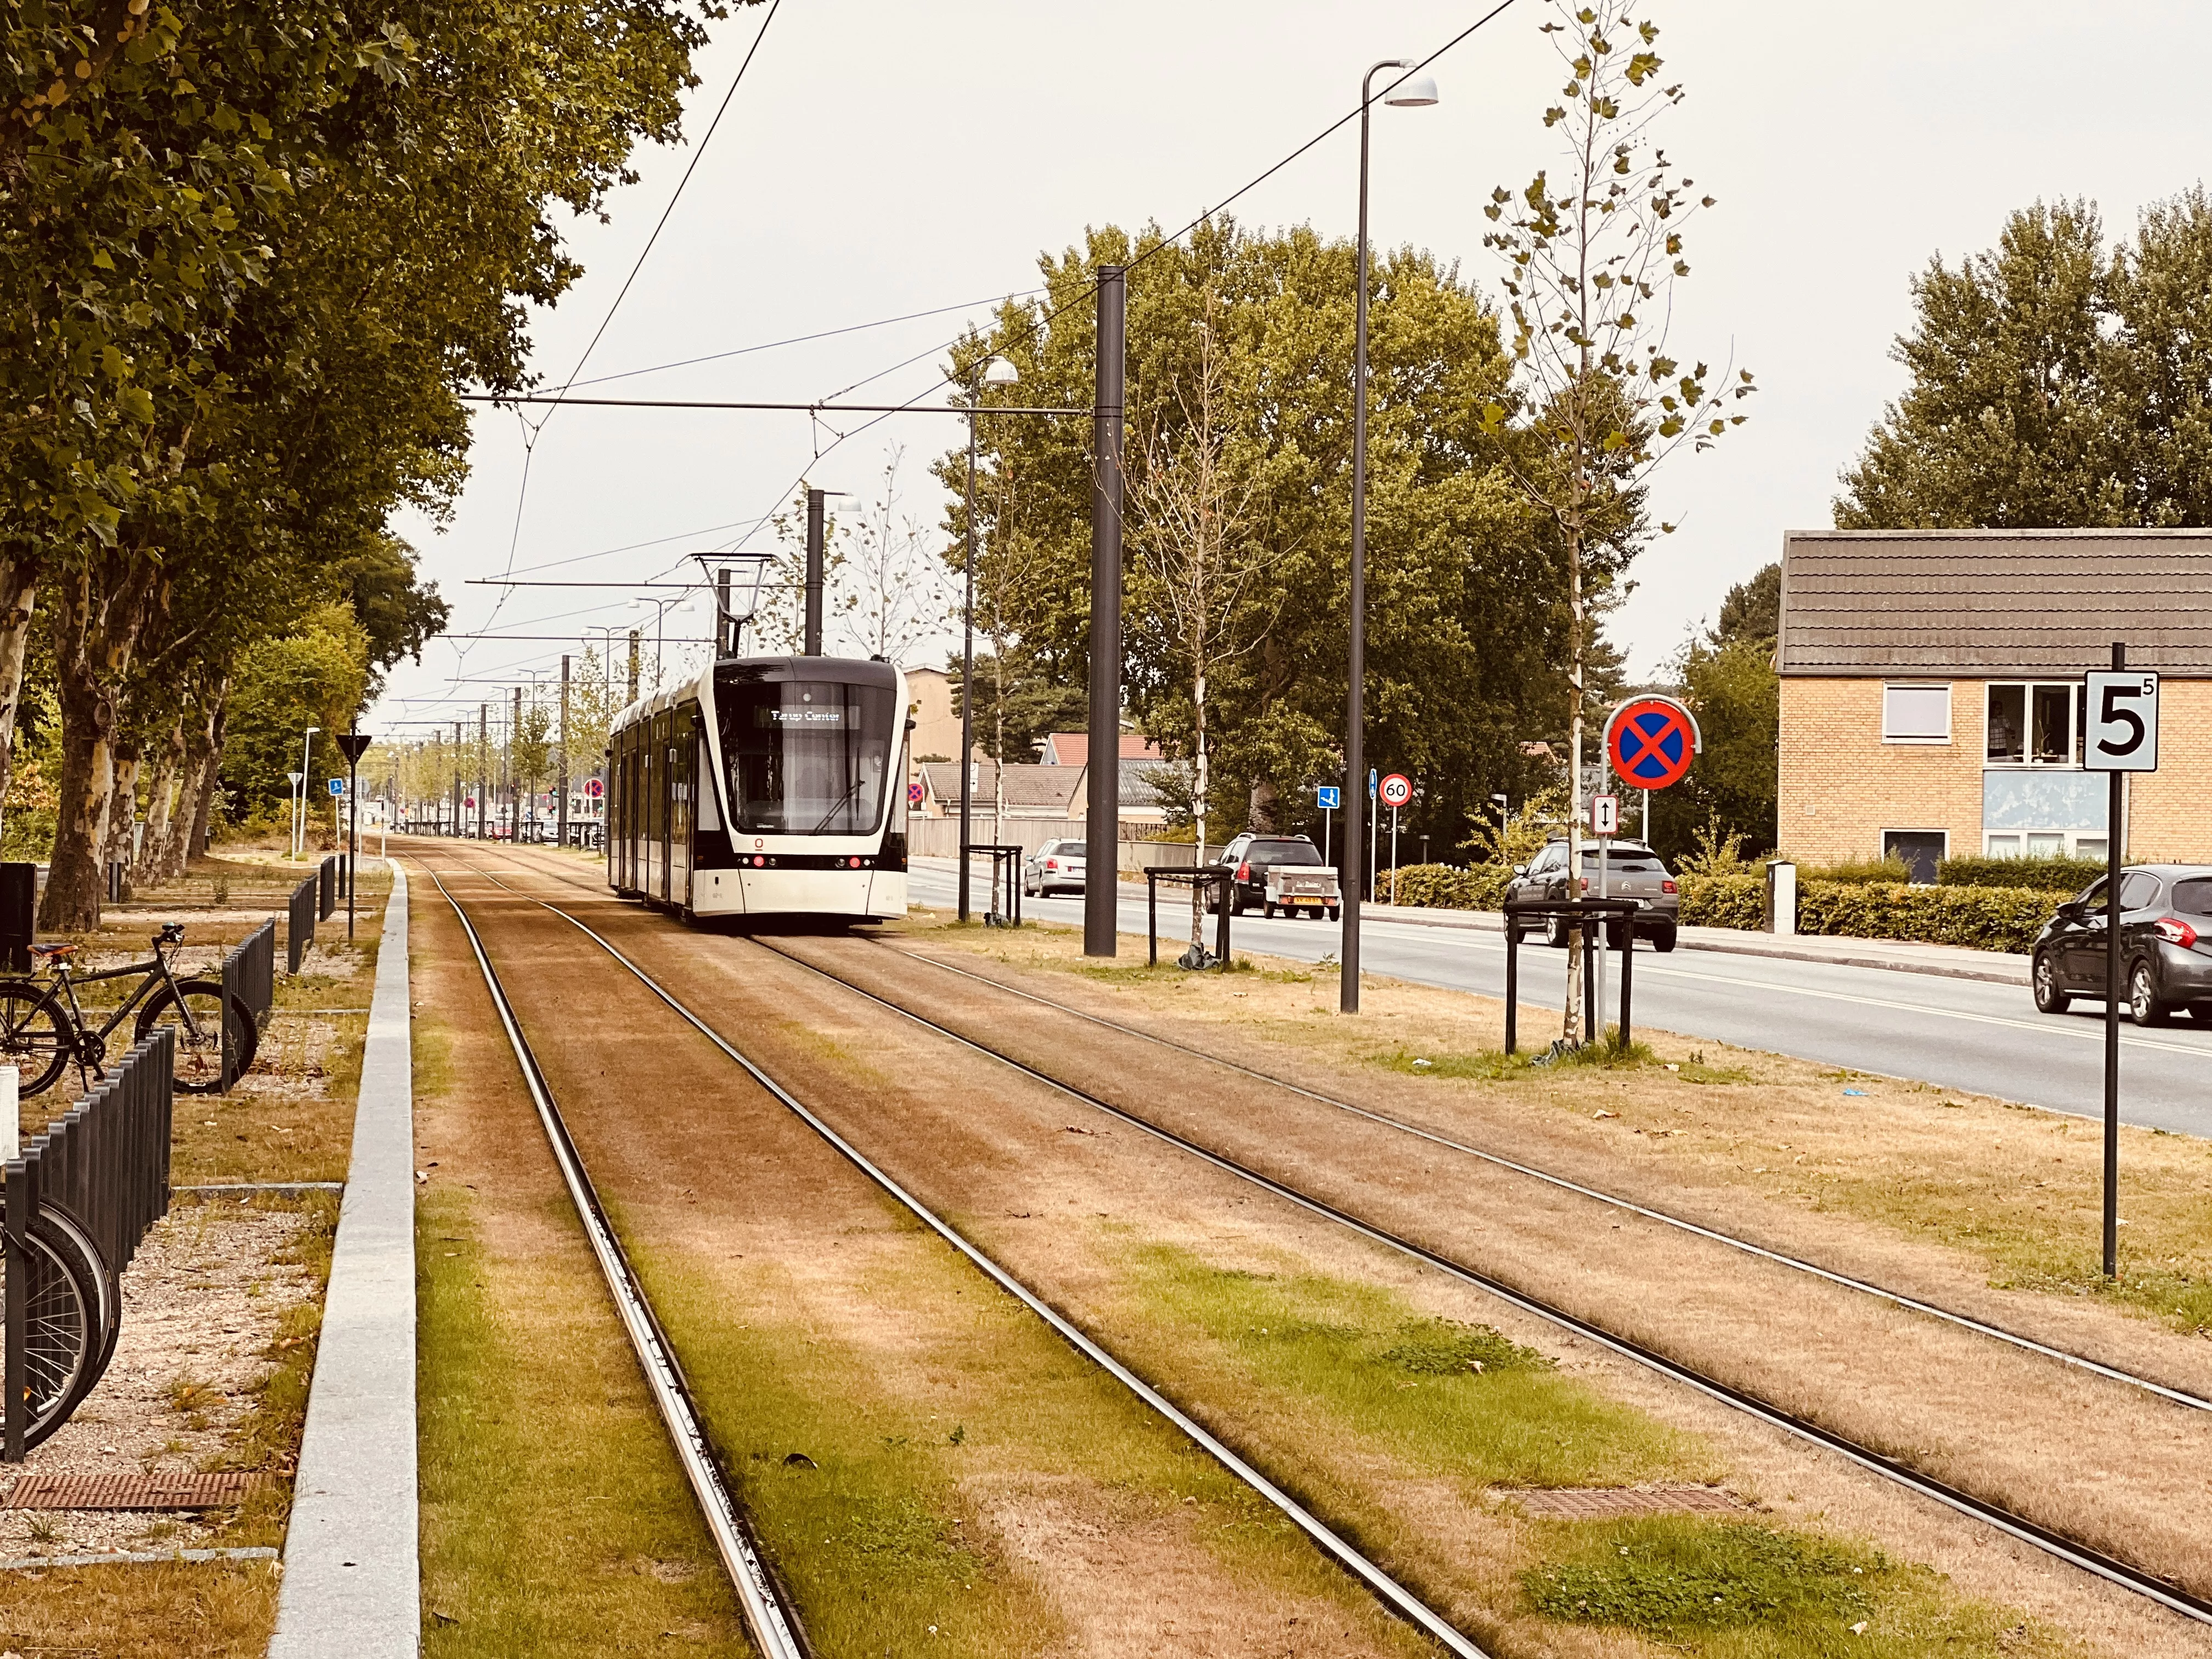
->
[416,854,1494,1659]
[411,840,2212,1630]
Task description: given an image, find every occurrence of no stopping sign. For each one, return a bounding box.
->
[1605,696,1701,789]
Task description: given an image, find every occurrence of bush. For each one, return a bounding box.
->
[1796,854,1911,883]
[1679,873,1764,929]
[1797,880,2062,954]
[1937,853,2103,893]
[1379,863,1514,911]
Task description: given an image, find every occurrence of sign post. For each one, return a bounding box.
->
[1316,785,1340,866]
[2083,645,2159,1279]
[1599,697,1701,1047]
[1379,775,1412,904]
[335,733,373,941]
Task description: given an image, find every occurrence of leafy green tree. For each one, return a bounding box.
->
[218,602,371,830]
[1478,0,1752,1039]
[1838,189,2212,529]
[941,217,1566,863]
[1650,562,1778,861]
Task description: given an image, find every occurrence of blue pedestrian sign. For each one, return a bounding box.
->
[328,777,346,797]
[1316,786,1341,811]
[1368,768,1378,798]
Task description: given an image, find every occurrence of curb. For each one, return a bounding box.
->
[269,860,417,1658]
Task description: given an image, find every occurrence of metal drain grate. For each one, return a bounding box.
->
[1500,1485,1747,1519]
[2,1471,268,1511]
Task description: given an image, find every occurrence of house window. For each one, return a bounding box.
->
[1984,682,2083,766]
[1985,829,2105,860]
[1882,684,1950,743]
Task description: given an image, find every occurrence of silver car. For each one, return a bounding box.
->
[1504,837,1680,951]
[1023,838,1087,896]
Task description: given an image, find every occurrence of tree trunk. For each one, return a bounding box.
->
[1563,517,1586,1045]
[39,559,155,932]
[104,740,142,899]
[185,693,227,866]
[0,558,40,847]
[136,718,186,883]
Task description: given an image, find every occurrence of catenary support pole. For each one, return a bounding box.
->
[2105,639,2125,1279]
[627,630,641,704]
[804,488,826,656]
[958,406,979,923]
[1084,265,1126,958]
[476,706,488,840]
[509,685,521,842]
[558,654,571,850]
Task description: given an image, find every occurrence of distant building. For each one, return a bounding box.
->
[1776,528,2212,878]
[1037,731,1163,766]
[911,758,1171,827]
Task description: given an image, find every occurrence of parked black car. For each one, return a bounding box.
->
[1502,837,1679,952]
[2032,864,2212,1025]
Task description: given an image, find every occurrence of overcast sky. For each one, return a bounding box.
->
[375,0,2212,735]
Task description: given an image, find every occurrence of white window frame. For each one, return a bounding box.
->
[1882,683,1951,744]
[1984,828,2104,859]
[1982,681,2084,769]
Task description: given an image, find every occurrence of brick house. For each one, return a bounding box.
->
[1777,529,2212,878]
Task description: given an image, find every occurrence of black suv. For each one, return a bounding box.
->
[1502,837,1679,952]
[2032,865,2212,1025]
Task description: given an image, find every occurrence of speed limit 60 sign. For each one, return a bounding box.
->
[2085,671,2160,772]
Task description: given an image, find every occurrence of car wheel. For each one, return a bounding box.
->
[1326,905,1340,922]
[1231,891,1247,917]
[1263,901,1277,918]
[1604,921,1627,952]
[2032,951,2070,1014]
[1544,914,1570,949]
[2129,960,2171,1027]
[1651,927,1678,955]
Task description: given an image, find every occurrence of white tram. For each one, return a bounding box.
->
[606,654,910,921]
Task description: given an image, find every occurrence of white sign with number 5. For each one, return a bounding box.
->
[2084,671,2160,772]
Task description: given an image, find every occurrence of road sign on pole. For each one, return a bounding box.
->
[1378,774,1412,809]
[1590,794,1618,836]
[1315,786,1341,811]
[2084,649,2159,1279]
[1604,696,1700,791]
[328,777,346,797]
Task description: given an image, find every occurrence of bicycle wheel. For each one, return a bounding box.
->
[38,1200,120,1401]
[136,979,256,1093]
[0,1209,103,1449]
[0,978,74,1098]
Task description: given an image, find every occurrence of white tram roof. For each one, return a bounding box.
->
[607,654,904,742]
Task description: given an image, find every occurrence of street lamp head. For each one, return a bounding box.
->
[1385,73,1439,108]
[980,356,1019,388]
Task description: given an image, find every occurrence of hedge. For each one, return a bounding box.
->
[1680,873,2061,952]
[1378,862,1514,910]
[1936,854,2103,893]
[1678,873,1765,930]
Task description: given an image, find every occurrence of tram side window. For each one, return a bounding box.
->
[696,735,721,831]
[722,679,894,834]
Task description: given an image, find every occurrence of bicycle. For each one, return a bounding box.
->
[0,922,258,1097]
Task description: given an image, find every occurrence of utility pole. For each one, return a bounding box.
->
[476,705,488,840]
[509,684,521,843]
[804,487,826,656]
[558,654,571,850]
[1084,265,1126,958]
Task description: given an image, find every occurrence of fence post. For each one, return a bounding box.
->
[1504,913,1519,1056]
[4,1156,29,1461]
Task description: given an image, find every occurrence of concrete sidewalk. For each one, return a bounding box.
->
[270,860,417,1659]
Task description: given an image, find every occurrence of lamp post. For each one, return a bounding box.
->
[1341,58,1438,1016]
[957,354,1020,924]
[628,595,678,691]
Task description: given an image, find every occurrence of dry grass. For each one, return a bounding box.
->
[0,1558,281,1656]
[912,915,2212,1341]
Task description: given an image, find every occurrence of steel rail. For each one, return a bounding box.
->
[739,935,2212,1629]
[421,866,809,1659]
[495,892,1495,1659]
[875,943,2212,1417]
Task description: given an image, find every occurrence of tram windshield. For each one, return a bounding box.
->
[719,675,895,835]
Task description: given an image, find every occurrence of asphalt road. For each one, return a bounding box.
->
[907,864,2212,1139]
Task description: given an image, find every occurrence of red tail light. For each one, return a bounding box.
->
[1045,859,1058,871]
[1661,879,1678,895]
[2154,916,2199,947]
[1237,861,1251,882]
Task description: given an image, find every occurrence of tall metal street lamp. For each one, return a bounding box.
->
[1341,59,1438,1016]
[957,354,1020,924]
[628,594,679,690]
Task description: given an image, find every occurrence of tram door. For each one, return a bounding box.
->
[669,708,694,911]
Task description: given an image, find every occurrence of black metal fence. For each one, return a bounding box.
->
[1146,867,1233,968]
[961,843,1024,927]
[287,873,318,974]
[4,1030,174,1458]
[221,920,275,1092]
[1501,898,1642,1054]
[317,855,337,921]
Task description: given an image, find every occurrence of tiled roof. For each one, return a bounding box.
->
[1040,732,1164,765]
[917,762,1084,810]
[1780,529,2212,676]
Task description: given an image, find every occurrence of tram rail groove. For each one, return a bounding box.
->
[735,933,2212,1629]
[870,941,2212,1418]
[410,840,2212,1626]
[422,866,810,1659]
